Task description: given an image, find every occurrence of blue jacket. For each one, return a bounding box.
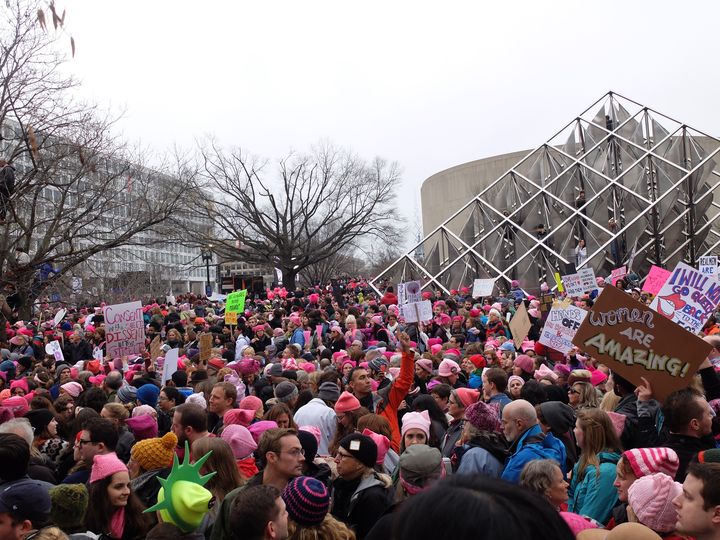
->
[501,424,567,484]
[290,328,305,348]
[568,451,620,525]
[488,392,512,413]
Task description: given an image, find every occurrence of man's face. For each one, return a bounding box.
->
[448,336,459,348]
[334,447,364,479]
[695,398,714,437]
[349,369,372,394]
[172,411,188,444]
[0,512,26,540]
[269,435,304,479]
[69,334,80,345]
[481,375,492,399]
[269,497,289,540]
[208,387,231,414]
[58,368,71,384]
[501,410,520,442]
[77,429,101,462]
[673,473,717,536]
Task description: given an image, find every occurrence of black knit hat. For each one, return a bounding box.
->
[339,433,377,468]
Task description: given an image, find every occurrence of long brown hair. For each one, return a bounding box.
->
[575,408,621,481]
[191,437,244,503]
[85,475,151,539]
[329,407,370,455]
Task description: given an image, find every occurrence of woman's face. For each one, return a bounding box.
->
[11,387,25,397]
[342,364,353,378]
[508,379,524,398]
[275,413,290,429]
[127,457,141,480]
[461,358,474,374]
[431,393,448,411]
[545,465,569,508]
[568,385,582,406]
[613,462,637,503]
[512,366,523,376]
[47,418,58,437]
[403,428,427,449]
[107,471,131,507]
[158,391,174,412]
[573,419,584,449]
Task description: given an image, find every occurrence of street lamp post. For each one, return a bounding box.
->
[201,245,213,296]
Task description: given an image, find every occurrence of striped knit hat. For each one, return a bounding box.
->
[282,476,330,527]
[623,447,680,479]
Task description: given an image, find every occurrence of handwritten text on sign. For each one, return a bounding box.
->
[103,301,145,358]
[649,261,720,334]
[538,301,587,354]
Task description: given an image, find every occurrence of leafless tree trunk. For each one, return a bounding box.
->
[185,141,404,290]
[0,0,194,323]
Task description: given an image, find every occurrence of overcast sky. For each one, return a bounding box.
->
[63,0,720,242]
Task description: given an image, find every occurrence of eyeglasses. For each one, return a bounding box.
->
[335,451,355,460]
[77,439,94,446]
[567,389,581,395]
[280,448,305,457]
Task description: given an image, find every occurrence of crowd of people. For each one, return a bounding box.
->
[0,276,718,540]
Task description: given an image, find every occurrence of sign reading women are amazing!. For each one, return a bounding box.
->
[103,301,145,358]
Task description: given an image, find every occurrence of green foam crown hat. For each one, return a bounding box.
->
[144,442,217,533]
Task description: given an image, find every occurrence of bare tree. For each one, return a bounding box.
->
[0,0,194,321]
[187,141,403,290]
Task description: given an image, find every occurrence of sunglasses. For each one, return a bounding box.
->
[568,389,581,395]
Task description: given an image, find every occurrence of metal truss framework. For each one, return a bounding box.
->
[371,92,720,296]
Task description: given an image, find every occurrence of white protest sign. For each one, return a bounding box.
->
[93,348,104,364]
[561,273,584,297]
[400,300,433,323]
[396,283,406,305]
[403,281,422,303]
[45,340,64,363]
[103,301,145,359]
[578,268,598,294]
[472,278,495,298]
[699,256,718,278]
[161,348,179,384]
[53,308,67,327]
[538,300,588,354]
[649,261,720,334]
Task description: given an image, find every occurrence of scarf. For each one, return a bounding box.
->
[110,507,125,539]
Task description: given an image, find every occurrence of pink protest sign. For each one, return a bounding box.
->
[610,266,627,286]
[642,265,671,296]
[103,301,145,359]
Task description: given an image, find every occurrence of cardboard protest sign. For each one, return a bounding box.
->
[649,261,720,334]
[400,300,433,323]
[699,256,718,278]
[573,285,711,401]
[610,266,627,286]
[149,335,162,361]
[539,294,555,312]
[538,300,587,354]
[509,303,532,348]
[226,290,247,314]
[225,311,238,325]
[472,279,495,298]
[642,265,671,296]
[161,348,179,385]
[562,273,584,297]
[199,333,213,362]
[103,301,145,359]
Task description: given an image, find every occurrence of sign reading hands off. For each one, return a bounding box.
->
[573,285,710,401]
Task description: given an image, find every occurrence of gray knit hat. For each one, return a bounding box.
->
[317,382,340,403]
[275,381,299,403]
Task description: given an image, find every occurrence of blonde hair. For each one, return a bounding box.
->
[572,382,599,410]
[287,515,356,540]
[599,390,620,412]
[32,527,69,540]
[575,408,621,481]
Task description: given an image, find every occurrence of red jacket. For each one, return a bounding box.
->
[379,350,414,452]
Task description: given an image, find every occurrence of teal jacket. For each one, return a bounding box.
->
[568,451,620,526]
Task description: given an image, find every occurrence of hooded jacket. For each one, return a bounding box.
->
[501,423,567,484]
[454,433,508,477]
[331,471,393,539]
[568,450,620,526]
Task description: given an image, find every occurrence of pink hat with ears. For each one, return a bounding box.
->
[430,344,443,355]
[427,338,442,347]
[224,408,255,427]
[362,428,391,465]
[401,410,431,439]
[90,452,127,483]
[299,425,321,446]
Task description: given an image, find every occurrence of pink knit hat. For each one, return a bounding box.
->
[513,354,535,374]
[125,414,158,441]
[334,392,361,414]
[224,408,255,427]
[2,395,29,417]
[438,359,460,377]
[622,447,680,479]
[60,381,83,398]
[560,512,597,535]
[401,410,431,438]
[221,424,258,460]
[415,359,433,374]
[248,420,278,444]
[90,452,127,483]
[533,364,558,381]
[507,375,525,388]
[299,426,321,446]
[430,344,443,355]
[239,395,263,413]
[590,369,608,386]
[454,388,480,408]
[132,404,156,418]
[464,400,501,433]
[362,428,390,465]
[628,473,682,533]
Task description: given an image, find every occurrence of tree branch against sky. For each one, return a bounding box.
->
[187,141,404,289]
